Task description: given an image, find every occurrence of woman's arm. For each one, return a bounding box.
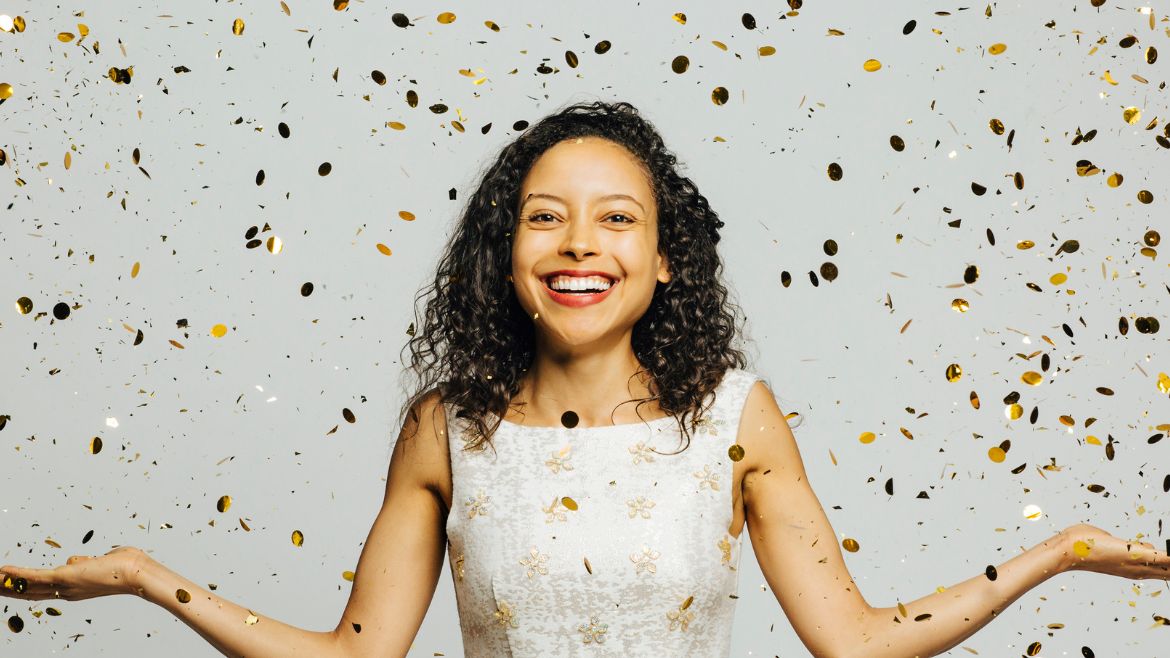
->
[3,389,452,658]
[737,381,1168,658]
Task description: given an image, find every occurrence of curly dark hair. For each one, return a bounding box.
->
[394,99,758,458]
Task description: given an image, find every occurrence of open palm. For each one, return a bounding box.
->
[1059,523,1170,580]
[1,546,146,602]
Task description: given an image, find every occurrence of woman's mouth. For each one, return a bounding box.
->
[541,276,618,308]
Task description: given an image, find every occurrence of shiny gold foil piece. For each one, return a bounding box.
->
[232,18,245,36]
[858,432,875,444]
[1144,230,1160,247]
[0,83,13,100]
[988,446,1006,463]
[1123,106,1142,125]
[16,296,33,314]
[989,118,1005,135]
[862,59,881,72]
[1137,190,1153,204]
[1107,172,1123,187]
[951,298,969,312]
[711,87,728,105]
[217,495,232,513]
[988,43,1006,55]
[759,46,776,56]
[727,444,745,461]
[437,12,456,24]
[90,436,102,454]
[562,496,578,511]
[211,323,228,338]
[945,364,962,382]
[399,210,415,221]
[842,538,860,552]
[292,530,304,546]
[176,588,191,603]
[57,32,75,42]
[1021,371,1043,386]
[671,56,689,73]
[376,243,392,256]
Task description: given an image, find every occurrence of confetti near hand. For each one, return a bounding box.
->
[0,546,147,602]
[1058,523,1170,580]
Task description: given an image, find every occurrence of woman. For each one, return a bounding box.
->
[3,101,1168,658]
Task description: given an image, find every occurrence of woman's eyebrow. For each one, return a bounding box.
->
[521,192,646,214]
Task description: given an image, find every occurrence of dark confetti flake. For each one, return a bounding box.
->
[371,70,386,85]
[671,56,689,74]
[902,20,916,35]
[742,13,756,29]
[890,135,904,151]
[256,169,265,186]
[513,120,529,131]
[561,410,579,428]
[53,302,70,320]
[343,408,356,423]
[352,622,361,633]
[82,529,93,544]
[819,262,838,282]
[318,162,332,176]
[985,564,998,581]
[565,51,578,68]
[278,122,290,138]
[301,282,314,296]
[971,182,986,195]
[594,40,611,55]
[827,162,843,181]
[823,239,838,256]
[391,13,410,28]
[8,614,23,633]
[780,271,791,287]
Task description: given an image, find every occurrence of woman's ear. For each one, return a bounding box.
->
[657,254,671,284]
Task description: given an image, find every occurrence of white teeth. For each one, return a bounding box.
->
[546,275,614,292]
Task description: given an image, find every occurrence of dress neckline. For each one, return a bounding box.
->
[487,408,678,431]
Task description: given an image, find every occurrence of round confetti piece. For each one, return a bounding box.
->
[266,236,282,254]
[437,12,456,24]
[217,495,232,513]
[131,262,140,278]
[386,121,405,130]
[89,436,102,454]
[1073,540,1092,557]
[1144,230,1160,247]
[671,56,689,74]
[333,0,349,10]
[988,43,1007,55]
[371,70,386,85]
[318,162,332,176]
[15,296,33,314]
[826,162,842,181]
[561,496,578,511]
[989,118,1005,135]
[945,363,962,382]
[278,122,290,138]
[375,243,392,256]
[988,446,1006,463]
[231,18,244,36]
[727,444,745,461]
[711,86,729,105]
[399,210,415,221]
[210,324,228,338]
[1123,106,1142,125]
[1049,273,1068,285]
[841,538,859,552]
[8,614,24,633]
[560,410,579,428]
[343,408,356,423]
[1021,371,1043,386]
[45,607,61,616]
[300,282,314,296]
[858,432,875,444]
[57,32,74,42]
[951,298,969,312]
[53,302,70,320]
[0,15,12,32]
[11,16,23,32]
[758,46,776,56]
[889,135,904,151]
[176,588,191,603]
[985,564,998,580]
[1137,189,1153,204]
[862,59,881,72]
[594,40,611,55]
[342,570,355,582]
[292,530,304,547]
[1022,504,1042,520]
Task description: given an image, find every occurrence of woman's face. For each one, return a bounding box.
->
[511,136,670,353]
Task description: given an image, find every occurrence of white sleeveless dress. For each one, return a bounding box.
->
[443,367,763,657]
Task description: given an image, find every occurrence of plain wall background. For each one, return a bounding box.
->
[2,1,1167,655]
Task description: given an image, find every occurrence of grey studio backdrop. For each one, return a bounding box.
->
[1,1,1167,656]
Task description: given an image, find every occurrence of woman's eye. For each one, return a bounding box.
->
[606,214,633,223]
[528,213,555,223]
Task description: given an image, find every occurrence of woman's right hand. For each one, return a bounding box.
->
[1,545,148,602]
[1057,522,1170,580]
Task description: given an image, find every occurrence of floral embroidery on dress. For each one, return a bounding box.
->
[666,600,695,631]
[466,490,491,518]
[692,464,720,491]
[544,444,574,474]
[718,536,733,568]
[629,545,660,575]
[542,496,569,523]
[628,440,656,465]
[577,614,609,644]
[519,547,550,579]
[493,600,519,629]
[626,495,656,519]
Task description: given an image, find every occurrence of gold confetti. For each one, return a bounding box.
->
[292,530,304,547]
[858,432,876,444]
[672,13,686,25]
[951,298,969,312]
[1006,403,1023,420]
[727,444,745,461]
[711,86,729,105]
[1050,273,1068,285]
[945,364,962,382]
[343,408,356,423]
[0,82,14,100]
[561,496,578,511]
[1137,190,1153,204]
[64,151,71,169]
[437,12,456,24]
[862,59,881,72]
[842,538,860,552]
[280,2,291,16]
[89,436,102,454]
[12,16,24,32]
[210,324,228,338]
[398,210,415,221]
[583,557,593,574]
[758,46,776,56]
[386,121,405,130]
[16,296,33,314]
[1022,504,1042,520]
[988,446,1006,463]
[266,236,282,254]
[0,15,12,32]
[342,570,355,581]
[217,495,232,513]
[671,56,689,73]
[1107,172,1123,187]
[988,43,1007,55]
[57,32,75,42]
[969,391,980,409]
[1123,106,1142,125]
[232,18,245,36]
[376,243,392,256]
[333,0,349,10]
[1021,371,1043,386]
[989,118,1005,135]
[176,588,191,603]
[244,612,259,625]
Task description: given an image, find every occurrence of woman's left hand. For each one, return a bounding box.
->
[1056,522,1170,581]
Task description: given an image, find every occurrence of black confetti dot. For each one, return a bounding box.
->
[561,410,579,428]
[53,302,70,320]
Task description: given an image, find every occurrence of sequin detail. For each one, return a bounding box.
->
[577,614,609,644]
